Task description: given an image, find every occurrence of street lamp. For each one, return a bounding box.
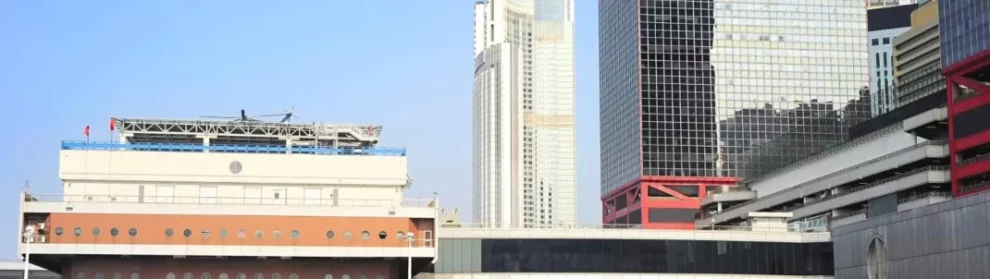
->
[22,226,35,279]
[406,232,415,279]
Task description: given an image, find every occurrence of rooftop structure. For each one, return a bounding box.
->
[113,117,384,148]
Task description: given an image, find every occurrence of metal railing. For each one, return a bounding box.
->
[962,181,990,193]
[24,194,436,208]
[787,166,948,212]
[832,209,868,220]
[443,223,827,233]
[960,153,990,166]
[897,191,952,204]
[718,141,947,215]
[61,141,406,156]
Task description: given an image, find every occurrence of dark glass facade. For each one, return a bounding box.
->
[599,0,871,197]
[939,0,990,68]
[434,238,834,276]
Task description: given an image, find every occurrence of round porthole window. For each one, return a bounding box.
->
[130,272,139,279]
[255,230,264,239]
[201,273,211,279]
[236,274,246,279]
[360,231,370,240]
[343,231,352,240]
[55,227,64,236]
[291,230,300,239]
[253,273,263,279]
[112,272,122,279]
[182,229,192,238]
[324,274,333,279]
[378,231,387,240]
[73,227,83,236]
[183,273,193,279]
[272,274,281,279]
[237,230,246,239]
[110,228,119,237]
[397,231,406,240]
[219,274,228,279]
[326,230,335,239]
[289,274,298,279]
[92,227,101,236]
[220,229,229,239]
[165,273,175,279]
[273,230,282,239]
[165,228,174,237]
[128,228,138,237]
[76,273,86,279]
[201,229,210,238]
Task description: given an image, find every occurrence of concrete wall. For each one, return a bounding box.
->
[58,150,409,204]
[832,190,990,279]
[750,127,920,198]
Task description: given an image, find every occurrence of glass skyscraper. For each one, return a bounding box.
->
[600,0,871,228]
[473,0,576,228]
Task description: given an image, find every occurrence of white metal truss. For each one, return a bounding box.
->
[113,118,382,146]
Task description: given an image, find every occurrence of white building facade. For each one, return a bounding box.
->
[472,0,576,228]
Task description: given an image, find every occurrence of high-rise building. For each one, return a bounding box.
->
[940,0,990,197]
[599,0,871,229]
[868,4,917,115]
[472,0,576,228]
[893,0,943,105]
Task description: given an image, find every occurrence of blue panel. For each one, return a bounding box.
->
[60,141,406,156]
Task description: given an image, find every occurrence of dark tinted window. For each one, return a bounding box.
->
[953,103,990,140]
[669,185,699,197]
[480,239,833,275]
[648,208,697,223]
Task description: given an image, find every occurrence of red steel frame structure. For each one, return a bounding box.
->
[946,48,990,197]
[602,176,738,230]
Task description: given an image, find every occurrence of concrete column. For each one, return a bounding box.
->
[279,136,299,154]
[196,136,215,153]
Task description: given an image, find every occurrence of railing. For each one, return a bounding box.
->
[24,194,436,208]
[444,223,827,233]
[832,209,867,220]
[61,141,406,156]
[717,140,947,215]
[962,181,990,193]
[960,153,990,166]
[897,191,952,204]
[787,166,949,212]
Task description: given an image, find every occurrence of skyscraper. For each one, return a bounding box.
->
[472,0,576,228]
[599,0,871,229]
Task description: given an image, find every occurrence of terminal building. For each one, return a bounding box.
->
[18,117,439,279]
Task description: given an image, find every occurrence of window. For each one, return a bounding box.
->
[201,273,211,279]
[397,231,406,240]
[201,229,210,238]
[344,231,352,240]
[323,275,333,279]
[128,228,138,237]
[183,229,192,238]
[55,227,64,236]
[130,273,139,279]
[166,273,175,279]
[271,274,281,279]
[882,37,890,44]
[165,228,174,237]
[219,274,228,279]
[236,274,246,279]
[183,273,193,279]
[112,273,121,279]
[220,229,228,239]
[255,230,264,239]
[76,273,85,279]
[110,228,119,237]
[378,231,387,240]
[92,228,101,236]
[871,38,879,45]
[238,230,246,239]
[361,231,370,240]
[94,273,103,279]
[273,230,282,239]
[253,274,263,279]
[326,230,335,239]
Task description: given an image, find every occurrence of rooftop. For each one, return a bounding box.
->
[113,117,383,148]
[62,141,406,156]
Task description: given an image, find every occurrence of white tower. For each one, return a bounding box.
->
[472,0,576,228]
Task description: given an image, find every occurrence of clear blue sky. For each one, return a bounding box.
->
[0,1,601,256]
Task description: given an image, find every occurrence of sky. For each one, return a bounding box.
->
[0,1,602,256]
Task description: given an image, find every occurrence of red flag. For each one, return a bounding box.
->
[84,126,90,137]
[109,118,116,131]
